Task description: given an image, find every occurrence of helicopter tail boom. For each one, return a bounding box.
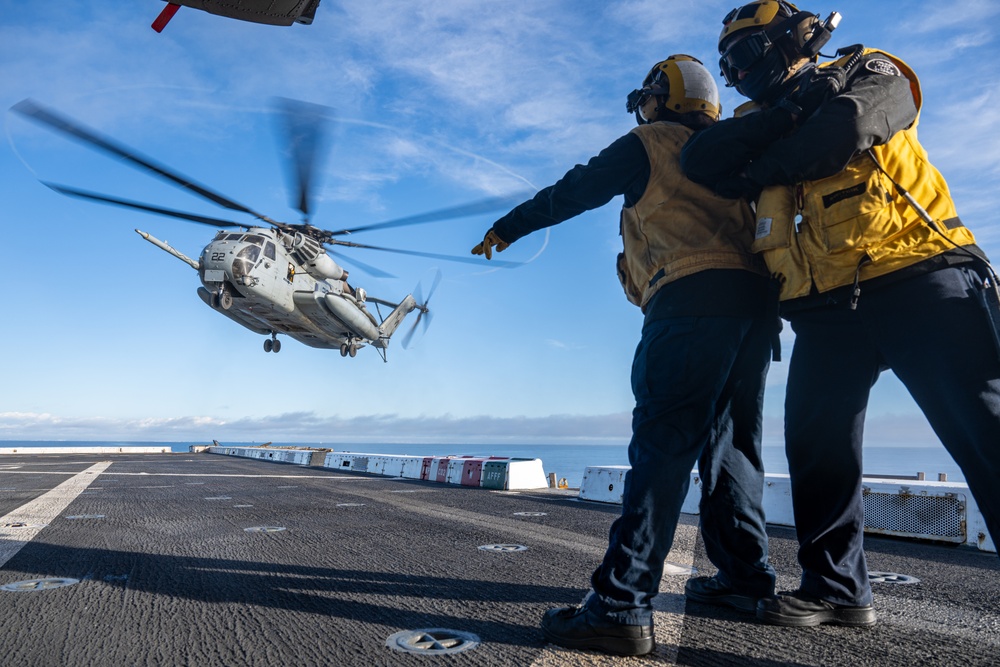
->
[376,294,418,346]
[136,229,199,270]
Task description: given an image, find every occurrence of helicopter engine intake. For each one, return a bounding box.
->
[289,232,346,280]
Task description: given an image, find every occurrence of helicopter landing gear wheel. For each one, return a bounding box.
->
[272,339,281,353]
[263,339,273,353]
[217,286,233,310]
[340,343,348,357]
[349,344,357,358]
[264,334,280,353]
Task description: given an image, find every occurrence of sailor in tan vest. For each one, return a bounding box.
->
[472,55,777,656]
[682,0,1000,628]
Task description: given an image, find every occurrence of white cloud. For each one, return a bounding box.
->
[0,410,632,444]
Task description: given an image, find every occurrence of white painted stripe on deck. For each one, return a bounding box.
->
[0,461,111,568]
[341,484,696,666]
[1,471,378,480]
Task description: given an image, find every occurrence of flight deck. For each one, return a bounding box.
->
[1,452,998,666]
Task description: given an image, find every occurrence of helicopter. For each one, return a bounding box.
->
[10,98,525,361]
[152,0,321,32]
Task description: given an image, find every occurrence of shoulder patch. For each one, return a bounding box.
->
[865,58,902,77]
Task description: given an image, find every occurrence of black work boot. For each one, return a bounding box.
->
[757,591,876,627]
[540,605,654,656]
[684,575,763,613]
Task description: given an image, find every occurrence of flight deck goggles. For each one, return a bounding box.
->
[625,68,668,115]
[719,28,780,86]
[625,87,652,114]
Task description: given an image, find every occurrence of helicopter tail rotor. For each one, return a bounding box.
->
[401,268,441,350]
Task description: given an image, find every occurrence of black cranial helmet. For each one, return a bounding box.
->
[718,1,836,102]
[625,54,721,126]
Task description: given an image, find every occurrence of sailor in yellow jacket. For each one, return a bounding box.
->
[682,0,1000,628]
[473,55,777,656]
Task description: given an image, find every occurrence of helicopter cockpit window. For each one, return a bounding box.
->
[232,244,261,282]
[225,233,243,241]
[213,231,228,240]
[264,242,276,260]
[244,235,266,246]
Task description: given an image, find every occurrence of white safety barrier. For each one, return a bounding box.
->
[0,446,171,454]
[206,447,548,491]
[579,466,996,554]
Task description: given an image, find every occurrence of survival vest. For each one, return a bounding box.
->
[751,49,976,301]
[618,122,765,310]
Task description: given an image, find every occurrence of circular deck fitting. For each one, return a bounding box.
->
[869,571,920,585]
[244,526,286,533]
[513,512,547,517]
[2,522,47,529]
[2,578,79,592]
[336,503,366,507]
[66,514,105,520]
[385,628,480,655]
[478,544,528,553]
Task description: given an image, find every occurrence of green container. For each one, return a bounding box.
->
[481,461,509,490]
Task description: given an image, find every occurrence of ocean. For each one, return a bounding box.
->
[0,440,967,490]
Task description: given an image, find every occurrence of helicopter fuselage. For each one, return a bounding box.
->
[139,225,415,356]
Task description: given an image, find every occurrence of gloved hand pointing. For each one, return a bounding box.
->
[471,229,510,260]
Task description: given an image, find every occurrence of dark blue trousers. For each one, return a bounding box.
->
[587,312,776,624]
[785,265,1000,606]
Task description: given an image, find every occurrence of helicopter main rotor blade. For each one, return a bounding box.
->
[331,240,523,269]
[275,97,333,222]
[11,98,275,223]
[322,192,532,238]
[42,182,245,228]
[328,249,397,279]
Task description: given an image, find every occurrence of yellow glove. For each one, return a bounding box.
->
[471,229,510,260]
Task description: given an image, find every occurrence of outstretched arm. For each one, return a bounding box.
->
[473,133,648,257]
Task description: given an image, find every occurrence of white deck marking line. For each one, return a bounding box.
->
[0,471,379,480]
[339,485,696,667]
[0,461,112,569]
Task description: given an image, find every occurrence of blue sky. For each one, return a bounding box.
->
[0,0,998,447]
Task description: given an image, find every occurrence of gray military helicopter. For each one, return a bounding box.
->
[11,98,523,360]
[152,0,321,32]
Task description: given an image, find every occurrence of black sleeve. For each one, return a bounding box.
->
[679,106,796,188]
[744,55,919,185]
[492,132,649,244]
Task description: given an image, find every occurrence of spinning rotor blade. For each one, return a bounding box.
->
[11,99,275,223]
[331,240,523,269]
[275,97,333,222]
[325,192,531,237]
[402,268,441,350]
[41,182,244,228]
[413,269,442,307]
[328,249,397,279]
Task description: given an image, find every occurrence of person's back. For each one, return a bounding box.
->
[472,54,777,656]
